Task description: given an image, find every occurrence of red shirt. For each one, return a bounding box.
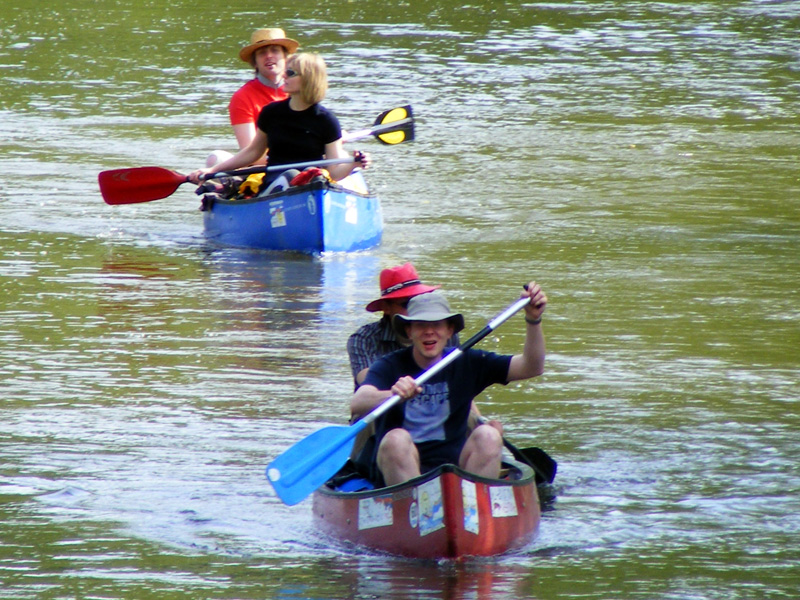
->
[228,78,288,126]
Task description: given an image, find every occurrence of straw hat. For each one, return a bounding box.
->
[239,28,299,64]
[365,263,440,312]
[393,292,465,337]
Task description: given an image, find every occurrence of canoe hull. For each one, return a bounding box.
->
[312,462,541,559]
[201,173,382,253]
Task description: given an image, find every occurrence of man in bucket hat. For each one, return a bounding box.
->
[206,28,300,167]
[347,263,451,388]
[350,282,547,487]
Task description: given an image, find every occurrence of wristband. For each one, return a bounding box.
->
[525,316,542,325]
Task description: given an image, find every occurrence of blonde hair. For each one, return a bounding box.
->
[288,53,328,105]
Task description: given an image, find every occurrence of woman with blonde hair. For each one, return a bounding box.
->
[190,52,368,187]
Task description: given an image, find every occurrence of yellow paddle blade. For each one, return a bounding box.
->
[380,106,410,123]
[377,130,407,145]
[374,105,414,145]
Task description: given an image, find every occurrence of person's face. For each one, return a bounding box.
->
[283,57,301,94]
[382,297,409,318]
[254,45,286,82]
[407,320,454,362]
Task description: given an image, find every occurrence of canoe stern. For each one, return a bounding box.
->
[202,173,382,253]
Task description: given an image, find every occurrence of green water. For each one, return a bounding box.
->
[2,0,799,598]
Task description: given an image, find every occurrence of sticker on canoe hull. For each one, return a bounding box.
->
[270,201,286,228]
[358,495,393,530]
[408,501,418,529]
[345,195,358,224]
[418,477,444,536]
[489,486,518,517]
[462,480,479,534]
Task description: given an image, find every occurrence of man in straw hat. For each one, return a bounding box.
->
[350,282,547,487]
[206,28,299,167]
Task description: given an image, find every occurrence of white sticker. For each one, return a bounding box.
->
[462,480,479,534]
[270,201,286,228]
[357,495,393,530]
[345,195,358,224]
[489,486,518,518]
[418,477,444,536]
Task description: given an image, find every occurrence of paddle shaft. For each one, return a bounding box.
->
[205,157,354,181]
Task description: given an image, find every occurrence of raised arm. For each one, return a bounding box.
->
[506,281,547,382]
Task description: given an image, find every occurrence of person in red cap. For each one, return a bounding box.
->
[347,263,453,389]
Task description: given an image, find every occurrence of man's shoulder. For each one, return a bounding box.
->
[230,78,258,98]
[351,317,395,339]
[350,320,381,339]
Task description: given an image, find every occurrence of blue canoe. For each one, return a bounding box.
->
[200,172,382,254]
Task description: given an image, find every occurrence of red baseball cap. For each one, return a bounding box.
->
[365,263,440,312]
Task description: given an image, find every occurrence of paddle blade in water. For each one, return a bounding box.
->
[266,421,366,506]
[374,105,414,145]
[99,167,188,205]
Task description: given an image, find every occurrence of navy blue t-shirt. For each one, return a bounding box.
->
[256,99,341,167]
[363,346,512,470]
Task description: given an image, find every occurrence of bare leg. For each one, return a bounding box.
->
[377,428,421,486]
[459,424,503,479]
[467,402,504,437]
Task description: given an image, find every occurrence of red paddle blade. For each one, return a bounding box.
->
[98,167,188,205]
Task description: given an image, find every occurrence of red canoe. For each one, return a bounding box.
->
[312,458,542,559]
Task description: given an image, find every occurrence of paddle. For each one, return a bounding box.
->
[343,105,414,145]
[99,105,415,205]
[266,294,533,506]
[98,157,357,206]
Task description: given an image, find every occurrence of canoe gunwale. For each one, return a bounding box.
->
[318,459,537,501]
[201,178,373,210]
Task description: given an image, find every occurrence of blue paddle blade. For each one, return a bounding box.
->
[266,420,367,506]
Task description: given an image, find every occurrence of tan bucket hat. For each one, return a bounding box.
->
[393,292,465,337]
[239,28,299,63]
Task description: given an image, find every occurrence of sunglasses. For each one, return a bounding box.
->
[284,68,300,78]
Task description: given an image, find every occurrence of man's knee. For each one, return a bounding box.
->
[378,428,414,460]
[469,424,504,458]
[472,423,503,445]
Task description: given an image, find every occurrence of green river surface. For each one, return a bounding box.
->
[1,0,798,598]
